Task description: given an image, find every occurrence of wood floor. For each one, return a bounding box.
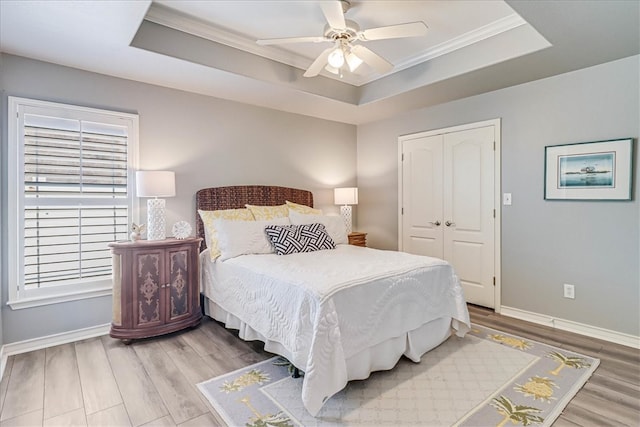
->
[0,305,637,426]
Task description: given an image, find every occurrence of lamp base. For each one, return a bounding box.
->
[340,205,353,234]
[146,198,166,241]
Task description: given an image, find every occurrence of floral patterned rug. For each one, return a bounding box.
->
[198,324,599,426]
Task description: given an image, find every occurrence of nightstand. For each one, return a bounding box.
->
[109,237,203,342]
[348,231,367,247]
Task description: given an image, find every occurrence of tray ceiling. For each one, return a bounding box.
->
[1,1,638,124]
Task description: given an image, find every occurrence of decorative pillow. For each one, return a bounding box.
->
[285,200,322,215]
[214,217,290,261]
[288,211,348,245]
[198,208,254,260]
[245,204,289,220]
[265,223,336,255]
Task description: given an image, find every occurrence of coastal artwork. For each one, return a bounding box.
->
[558,152,615,188]
[545,138,632,200]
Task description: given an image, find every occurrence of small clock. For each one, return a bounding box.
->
[172,221,192,239]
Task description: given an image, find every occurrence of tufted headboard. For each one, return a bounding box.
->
[195,185,314,251]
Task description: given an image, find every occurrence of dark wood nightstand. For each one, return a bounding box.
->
[108,237,202,342]
[348,232,367,247]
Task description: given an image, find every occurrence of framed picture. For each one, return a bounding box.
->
[544,138,634,200]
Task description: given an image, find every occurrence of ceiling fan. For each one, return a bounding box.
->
[256,0,428,78]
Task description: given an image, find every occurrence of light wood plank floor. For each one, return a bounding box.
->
[0,305,638,426]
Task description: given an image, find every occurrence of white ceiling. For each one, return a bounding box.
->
[1,1,638,125]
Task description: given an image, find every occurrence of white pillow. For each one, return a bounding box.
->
[214,217,290,261]
[288,211,348,245]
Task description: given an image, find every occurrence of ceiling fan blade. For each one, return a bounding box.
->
[359,21,428,41]
[350,44,393,74]
[320,1,346,30]
[303,46,334,77]
[257,36,328,45]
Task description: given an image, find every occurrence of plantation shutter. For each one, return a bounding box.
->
[22,114,130,290]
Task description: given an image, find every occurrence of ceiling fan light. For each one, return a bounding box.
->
[346,52,364,72]
[327,47,345,68]
[325,64,340,74]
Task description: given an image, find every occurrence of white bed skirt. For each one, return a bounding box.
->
[205,298,453,381]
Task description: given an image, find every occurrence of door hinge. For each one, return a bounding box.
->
[493,209,496,218]
[493,140,496,151]
[493,277,496,286]
[401,153,404,161]
[401,207,404,215]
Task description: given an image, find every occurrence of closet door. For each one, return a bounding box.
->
[399,122,498,309]
[443,126,495,308]
[401,135,443,258]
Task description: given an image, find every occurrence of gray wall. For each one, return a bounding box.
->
[0,54,356,344]
[1,51,638,344]
[357,55,639,337]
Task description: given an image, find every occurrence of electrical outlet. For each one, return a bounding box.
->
[563,283,575,299]
[503,193,512,205]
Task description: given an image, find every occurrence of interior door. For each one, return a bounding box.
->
[401,135,443,258]
[400,122,497,309]
[443,126,495,308]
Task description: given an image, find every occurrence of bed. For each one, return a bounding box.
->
[196,185,470,416]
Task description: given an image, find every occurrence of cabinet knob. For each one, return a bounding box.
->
[429,220,441,226]
[445,221,455,227]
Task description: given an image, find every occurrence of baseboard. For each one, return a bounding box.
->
[500,306,640,349]
[0,323,111,380]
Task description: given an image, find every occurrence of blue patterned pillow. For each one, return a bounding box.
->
[264,223,336,255]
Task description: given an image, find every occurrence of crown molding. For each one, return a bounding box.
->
[391,14,526,75]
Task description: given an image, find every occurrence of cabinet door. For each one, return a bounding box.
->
[132,249,165,329]
[166,246,194,322]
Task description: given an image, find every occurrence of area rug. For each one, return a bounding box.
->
[198,324,599,426]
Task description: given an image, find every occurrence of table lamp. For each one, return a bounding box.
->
[136,171,175,241]
[334,187,358,234]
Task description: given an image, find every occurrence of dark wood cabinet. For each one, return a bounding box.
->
[109,238,202,341]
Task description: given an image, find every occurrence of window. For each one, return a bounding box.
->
[8,97,138,308]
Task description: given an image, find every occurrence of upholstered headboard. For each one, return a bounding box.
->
[195,185,314,251]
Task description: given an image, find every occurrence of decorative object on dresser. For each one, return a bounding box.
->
[136,170,176,240]
[109,237,202,342]
[348,231,367,247]
[172,220,192,239]
[130,223,145,241]
[334,187,358,234]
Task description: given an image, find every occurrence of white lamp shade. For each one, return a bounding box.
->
[136,171,176,198]
[334,187,358,205]
[346,52,364,72]
[327,47,345,68]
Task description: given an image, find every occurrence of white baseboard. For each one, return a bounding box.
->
[500,306,640,349]
[0,323,110,380]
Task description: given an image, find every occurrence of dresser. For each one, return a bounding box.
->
[348,231,367,247]
[109,237,202,342]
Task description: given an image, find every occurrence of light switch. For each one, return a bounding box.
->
[503,193,512,205]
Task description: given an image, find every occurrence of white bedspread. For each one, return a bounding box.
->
[200,245,470,416]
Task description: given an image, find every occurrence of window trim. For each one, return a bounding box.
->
[7,97,139,309]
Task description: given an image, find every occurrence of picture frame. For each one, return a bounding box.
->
[544,138,634,200]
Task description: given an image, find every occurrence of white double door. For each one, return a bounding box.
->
[399,121,499,308]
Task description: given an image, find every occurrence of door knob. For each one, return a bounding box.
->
[429,220,441,226]
[445,221,455,227]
